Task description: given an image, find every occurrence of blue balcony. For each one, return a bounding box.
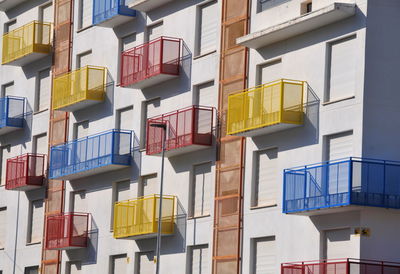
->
[283,157,400,215]
[93,0,136,28]
[0,96,25,135]
[49,129,136,180]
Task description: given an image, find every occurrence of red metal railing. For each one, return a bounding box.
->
[5,153,45,190]
[120,36,182,87]
[281,258,400,274]
[146,105,214,155]
[45,213,89,250]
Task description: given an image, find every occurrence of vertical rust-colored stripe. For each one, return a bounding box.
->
[212,0,249,273]
[40,0,72,273]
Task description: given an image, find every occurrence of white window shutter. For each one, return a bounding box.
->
[260,60,282,85]
[199,1,218,55]
[139,252,154,274]
[38,69,50,111]
[75,121,89,139]
[146,99,161,120]
[1,146,10,185]
[191,245,209,274]
[193,162,212,217]
[255,148,278,206]
[325,228,351,259]
[328,36,357,101]
[0,208,6,248]
[3,82,14,97]
[327,132,353,161]
[30,200,44,243]
[254,236,276,274]
[122,33,136,52]
[118,107,134,130]
[68,261,82,274]
[41,3,53,22]
[73,191,87,212]
[147,22,163,42]
[113,255,128,274]
[196,82,215,107]
[81,0,92,29]
[34,134,47,155]
[142,175,158,197]
[116,180,130,202]
[78,52,92,69]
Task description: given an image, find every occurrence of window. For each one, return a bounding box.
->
[110,254,128,274]
[323,228,351,259]
[146,22,163,42]
[116,106,134,130]
[0,207,6,249]
[24,266,39,274]
[33,133,47,155]
[111,180,130,229]
[139,174,158,197]
[301,0,312,15]
[70,191,87,212]
[140,98,160,149]
[190,162,212,218]
[27,200,44,244]
[76,51,92,69]
[135,251,154,274]
[78,0,92,30]
[188,245,209,274]
[39,2,53,22]
[73,120,89,139]
[193,81,215,106]
[66,261,82,274]
[0,145,10,186]
[326,35,357,102]
[324,131,353,161]
[252,148,278,207]
[1,82,14,97]
[4,19,16,33]
[35,68,51,112]
[251,236,276,274]
[257,59,282,85]
[196,1,218,56]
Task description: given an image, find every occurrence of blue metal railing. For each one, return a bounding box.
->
[93,0,136,25]
[49,129,136,179]
[283,157,400,213]
[0,96,25,130]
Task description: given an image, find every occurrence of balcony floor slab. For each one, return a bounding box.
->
[96,14,135,28]
[53,163,129,181]
[55,98,103,112]
[3,51,50,67]
[128,73,178,90]
[149,143,212,158]
[231,122,301,138]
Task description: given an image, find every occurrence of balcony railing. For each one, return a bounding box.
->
[114,195,175,239]
[45,213,89,250]
[2,21,52,66]
[5,154,45,191]
[93,0,136,27]
[283,157,400,214]
[281,258,400,274]
[146,106,213,157]
[52,65,106,112]
[0,96,25,135]
[49,129,134,180]
[227,79,305,137]
[120,36,182,89]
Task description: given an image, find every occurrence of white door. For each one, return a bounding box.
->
[198,1,218,56]
[37,69,51,111]
[259,59,282,85]
[72,191,87,212]
[112,255,128,274]
[191,245,209,274]
[1,146,10,186]
[141,174,158,197]
[255,148,278,207]
[34,133,47,155]
[118,106,134,130]
[147,22,163,42]
[253,236,276,274]
[196,81,215,107]
[40,3,53,22]
[327,131,353,161]
[138,252,154,274]
[0,208,6,248]
[29,200,44,243]
[193,162,212,217]
[324,228,352,259]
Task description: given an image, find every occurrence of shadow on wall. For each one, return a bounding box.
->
[73,70,115,123]
[66,216,99,265]
[143,0,205,21]
[136,198,187,255]
[3,0,50,18]
[253,83,320,152]
[142,40,192,101]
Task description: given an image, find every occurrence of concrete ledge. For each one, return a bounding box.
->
[0,0,29,11]
[237,2,356,49]
[128,0,174,12]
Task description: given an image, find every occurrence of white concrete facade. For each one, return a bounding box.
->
[0,0,400,273]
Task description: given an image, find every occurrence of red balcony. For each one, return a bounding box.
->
[146,106,214,157]
[120,36,182,89]
[281,259,400,273]
[5,153,45,191]
[45,213,89,250]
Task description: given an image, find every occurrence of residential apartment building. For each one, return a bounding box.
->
[0,0,400,273]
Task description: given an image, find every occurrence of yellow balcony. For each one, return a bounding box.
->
[2,21,52,66]
[227,79,305,137]
[113,195,175,239]
[52,66,106,112]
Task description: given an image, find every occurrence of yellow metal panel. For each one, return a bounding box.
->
[52,66,106,111]
[227,79,305,135]
[2,21,52,64]
[113,195,175,239]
